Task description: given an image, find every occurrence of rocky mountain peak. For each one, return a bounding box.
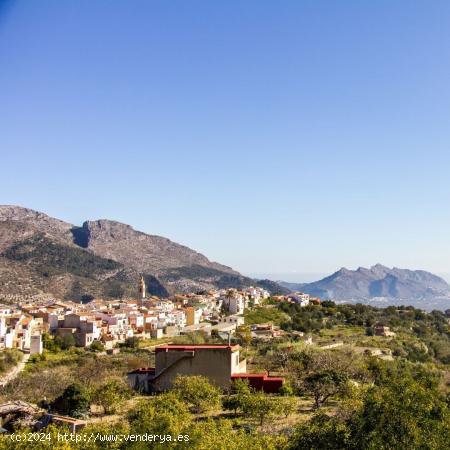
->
[0,205,73,241]
[0,206,276,300]
[81,219,139,242]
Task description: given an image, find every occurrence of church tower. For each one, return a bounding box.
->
[138,275,146,300]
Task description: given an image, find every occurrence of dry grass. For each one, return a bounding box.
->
[0,349,148,404]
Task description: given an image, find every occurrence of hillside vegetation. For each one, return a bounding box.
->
[0,303,449,449]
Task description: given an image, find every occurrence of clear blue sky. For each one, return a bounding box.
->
[2,0,450,280]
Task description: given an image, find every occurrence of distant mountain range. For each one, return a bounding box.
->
[0,206,288,303]
[2,206,448,310]
[279,264,450,311]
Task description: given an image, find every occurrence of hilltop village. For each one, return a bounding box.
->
[0,277,449,449]
[0,278,316,354]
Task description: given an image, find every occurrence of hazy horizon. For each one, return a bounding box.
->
[2,1,450,276]
[4,202,450,284]
[246,270,450,285]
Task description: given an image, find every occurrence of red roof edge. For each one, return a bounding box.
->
[155,345,239,352]
[128,367,155,374]
[231,373,284,381]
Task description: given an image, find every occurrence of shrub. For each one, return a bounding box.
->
[279,383,294,396]
[124,336,140,349]
[89,340,105,353]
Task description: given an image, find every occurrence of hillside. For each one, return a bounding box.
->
[0,220,168,302]
[279,264,450,310]
[0,206,284,302]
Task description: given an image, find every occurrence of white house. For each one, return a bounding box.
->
[229,296,245,315]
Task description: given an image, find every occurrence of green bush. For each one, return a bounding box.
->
[51,383,91,418]
[89,340,105,352]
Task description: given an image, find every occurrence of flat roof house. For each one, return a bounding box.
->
[128,344,283,393]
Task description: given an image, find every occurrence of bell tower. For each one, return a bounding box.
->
[138,275,146,300]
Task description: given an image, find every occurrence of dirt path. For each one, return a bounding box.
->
[0,353,30,387]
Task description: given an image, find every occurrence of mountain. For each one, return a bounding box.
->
[72,219,239,279]
[0,206,287,303]
[278,264,450,310]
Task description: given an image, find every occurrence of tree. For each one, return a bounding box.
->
[351,374,450,449]
[288,364,450,450]
[321,300,336,308]
[61,333,76,350]
[222,395,241,415]
[223,378,253,415]
[288,412,352,450]
[172,375,221,413]
[80,294,95,304]
[52,383,91,418]
[259,356,276,378]
[228,378,284,426]
[273,348,291,372]
[128,392,191,439]
[287,348,364,407]
[42,333,60,352]
[303,370,349,409]
[241,391,280,426]
[236,325,252,348]
[186,418,286,450]
[92,379,130,414]
[233,378,252,395]
[276,396,298,418]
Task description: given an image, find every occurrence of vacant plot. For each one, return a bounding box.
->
[0,349,149,404]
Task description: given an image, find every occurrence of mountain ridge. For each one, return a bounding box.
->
[278,264,450,311]
[0,205,288,302]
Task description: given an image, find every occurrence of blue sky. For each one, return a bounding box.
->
[1,0,450,280]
